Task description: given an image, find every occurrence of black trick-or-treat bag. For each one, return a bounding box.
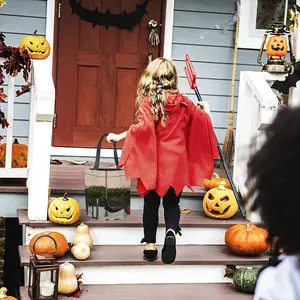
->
[85,134,130,220]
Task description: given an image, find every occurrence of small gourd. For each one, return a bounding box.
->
[225,265,260,294]
[71,243,91,260]
[0,287,17,300]
[73,223,93,248]
[58,262,78,295]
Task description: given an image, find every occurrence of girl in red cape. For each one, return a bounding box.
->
[107,58,219,264]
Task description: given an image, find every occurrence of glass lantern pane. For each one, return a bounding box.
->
[85,163,131,220]
[39,270,56,298]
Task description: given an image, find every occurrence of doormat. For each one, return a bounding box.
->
[69,0,150,30]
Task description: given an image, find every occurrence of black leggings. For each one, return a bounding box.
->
[142,187,182,243]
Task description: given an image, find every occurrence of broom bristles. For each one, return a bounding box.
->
[221,126,234,169]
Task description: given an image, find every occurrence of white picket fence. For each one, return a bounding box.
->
[0,59,55,221]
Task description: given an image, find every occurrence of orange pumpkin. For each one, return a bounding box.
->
[225,224,269,256]
[0,139,28,168]
[202,173,230,190]
[266,35,288,57]
[29,231,69,258]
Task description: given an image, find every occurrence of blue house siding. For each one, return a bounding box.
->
[0,0,47,144]
[0,0,263,149]
[172,0,260,146]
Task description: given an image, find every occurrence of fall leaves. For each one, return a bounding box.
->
[0,33,32,140]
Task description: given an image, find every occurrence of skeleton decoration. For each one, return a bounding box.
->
[148,20,160,63]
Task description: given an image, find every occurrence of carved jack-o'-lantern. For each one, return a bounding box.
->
[19,30,50,59]
[0,139,28,168]
[48,193,81,225]
[203,181,238,219]
[266,35,288,57]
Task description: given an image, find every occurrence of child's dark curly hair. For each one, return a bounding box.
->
[247,106,300,254]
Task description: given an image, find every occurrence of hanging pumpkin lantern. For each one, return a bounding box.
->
[202,173,230,190]
[224,265,260,294]
[0,139,28,168]
[203,181,238,219]
[266,35,288,57]
[257,22,294,73]
[225,224,269,256]
[48,193,81,225]
[19,30,51,59]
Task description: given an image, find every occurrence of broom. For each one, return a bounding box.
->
[221,0,240,169]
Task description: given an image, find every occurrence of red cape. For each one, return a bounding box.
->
[119,93,219,197]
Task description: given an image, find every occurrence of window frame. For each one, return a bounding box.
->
[238,0,292,49]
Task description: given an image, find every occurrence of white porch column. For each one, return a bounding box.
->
[27,60,55,221]
[290,0,300,107]
[234,72,279,222]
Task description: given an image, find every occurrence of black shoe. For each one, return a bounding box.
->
[143,248,158,261]
[162,230,176,264]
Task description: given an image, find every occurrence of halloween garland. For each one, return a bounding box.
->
[0,33,33,138]
[69,0,150,30]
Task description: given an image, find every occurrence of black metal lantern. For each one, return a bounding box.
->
[257,22,295,73]
[28,235,59,300]
[85,133,130,220]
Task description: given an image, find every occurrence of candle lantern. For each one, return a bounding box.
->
[257,22,295,73]
[28,235,59,300]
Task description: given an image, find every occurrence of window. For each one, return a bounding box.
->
[238,0,296,49]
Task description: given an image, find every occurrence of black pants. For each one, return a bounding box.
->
[142,187,182,243]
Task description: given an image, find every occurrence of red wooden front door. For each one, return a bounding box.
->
[53,0,164,148]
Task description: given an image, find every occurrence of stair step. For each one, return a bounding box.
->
[20,245,267,284]
[18,209,250,228]
[20,283,253,300]
[20,209,254,245]
[19,245,269,267]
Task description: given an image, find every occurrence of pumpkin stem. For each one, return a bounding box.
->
[224,265,238,279]
[63,193,68,200]
[246,224,252,231]
[0,287,8,299]
[217,181,226,191]
[34,29,38,35]
[212,173,219,178]
[13,138,19,144]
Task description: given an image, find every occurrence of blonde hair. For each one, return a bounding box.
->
[136,57,178,126]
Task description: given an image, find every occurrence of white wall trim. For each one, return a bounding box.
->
[47,0,175,158]
[45,0,56,73]
[163,0,175,59]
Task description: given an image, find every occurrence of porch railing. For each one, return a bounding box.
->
[0,59,55,221]
[233,71,284,222]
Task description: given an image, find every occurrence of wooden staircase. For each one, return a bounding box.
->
[18,208,267,300]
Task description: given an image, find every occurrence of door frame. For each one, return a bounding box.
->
[46,0,175,158]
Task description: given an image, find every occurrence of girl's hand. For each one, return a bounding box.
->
[106,133,120,143]
[197,101,211,117]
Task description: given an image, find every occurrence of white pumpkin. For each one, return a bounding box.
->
[71,243,90,260]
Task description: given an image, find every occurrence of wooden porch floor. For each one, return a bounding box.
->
[0,161,228,196]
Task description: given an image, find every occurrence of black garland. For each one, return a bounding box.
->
[69,0,150,30]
